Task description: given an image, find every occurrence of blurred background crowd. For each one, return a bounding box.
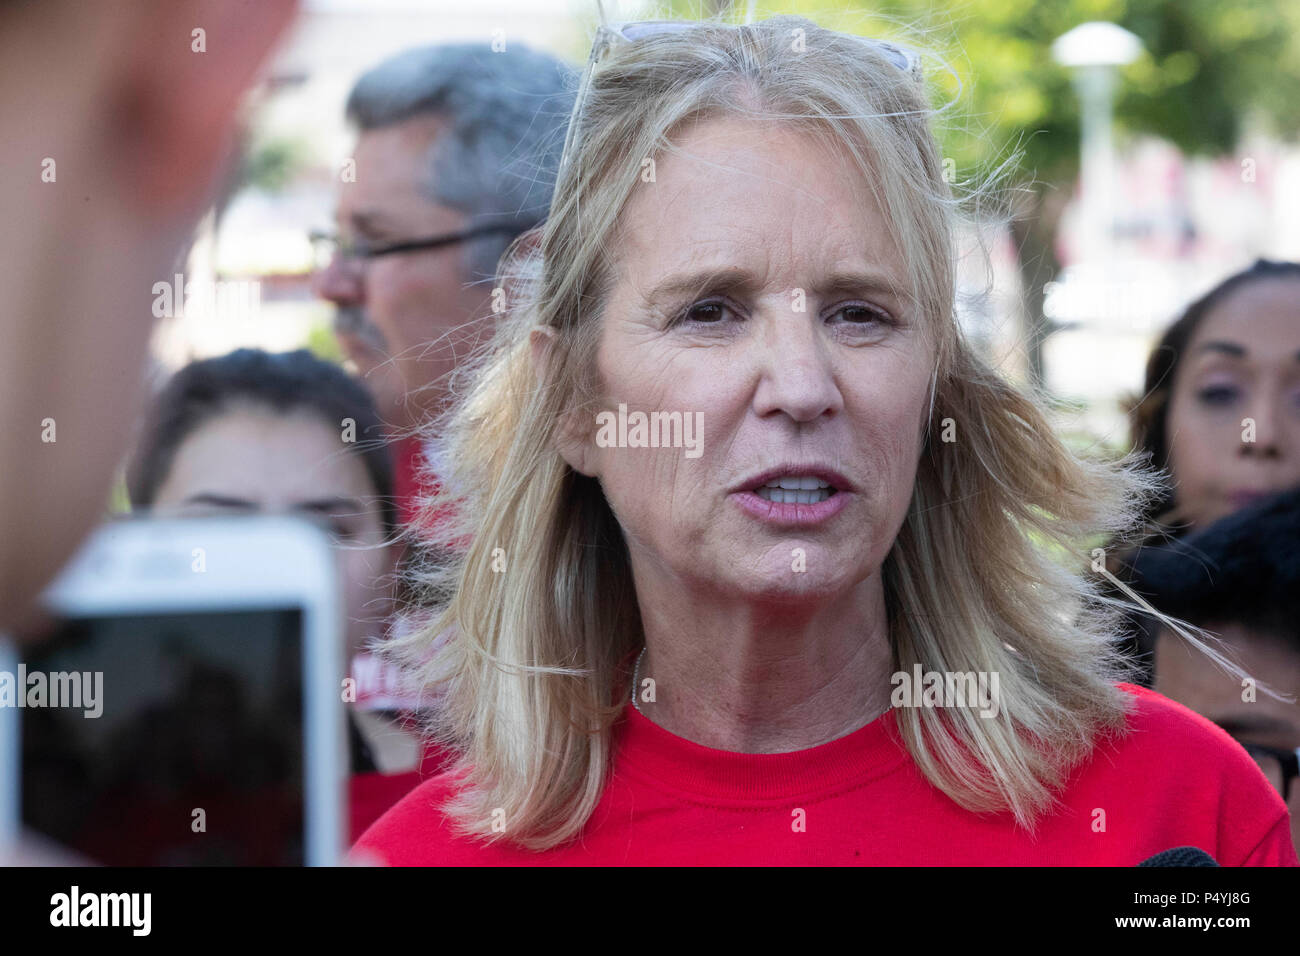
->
[170,0,1300,447]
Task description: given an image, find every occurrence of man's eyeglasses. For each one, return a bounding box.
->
[1241,742,1300,802]
[310,224,520,268]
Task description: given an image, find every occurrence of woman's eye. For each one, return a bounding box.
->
[1196,384,1240,407]
[679,300,734,324]
[829,303,891,327]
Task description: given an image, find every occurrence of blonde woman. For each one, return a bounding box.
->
[355,15,1297,865]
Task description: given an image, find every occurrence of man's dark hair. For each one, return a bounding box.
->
[127,349,396,536]
[1128,485,1300,674]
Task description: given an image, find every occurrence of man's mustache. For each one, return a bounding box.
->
[334,307,387,351]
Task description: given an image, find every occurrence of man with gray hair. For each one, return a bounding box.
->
[313,43,574,524]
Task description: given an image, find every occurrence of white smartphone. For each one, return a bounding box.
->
[0,515,346,866]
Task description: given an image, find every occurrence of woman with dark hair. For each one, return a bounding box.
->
[1113,260,1300,683]
[1129,259,1300,530]
[127,348,444,840]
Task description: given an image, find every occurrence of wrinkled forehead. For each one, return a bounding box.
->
[606,115,914,312]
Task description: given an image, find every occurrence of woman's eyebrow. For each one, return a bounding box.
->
[643,266,757,302]
[180,493,256,509]
[642,266,905,302]
[1194,341,1300,364]
[293,497,368,517]
[1196,340,1248,358]
[814,269,908,302]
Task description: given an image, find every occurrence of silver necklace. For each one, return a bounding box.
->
[631,646,646,713]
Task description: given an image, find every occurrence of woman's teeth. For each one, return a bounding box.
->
[755,476,834,504]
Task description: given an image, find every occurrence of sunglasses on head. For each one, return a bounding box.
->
[559,13,924,178]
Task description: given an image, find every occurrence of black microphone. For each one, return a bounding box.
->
[1137,847,1220,866]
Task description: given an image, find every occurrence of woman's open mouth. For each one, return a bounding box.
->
[753,476,837,505]
[731,469,851,526]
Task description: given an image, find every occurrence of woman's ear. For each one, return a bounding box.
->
[529,324,557,383]
[530,326,596,477]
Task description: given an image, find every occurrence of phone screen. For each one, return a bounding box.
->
[18,609,306,865]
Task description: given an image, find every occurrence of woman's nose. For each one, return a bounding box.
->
[750,314,843,424]
[1240,392,1283,459]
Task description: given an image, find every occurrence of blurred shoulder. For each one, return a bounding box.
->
[350,770,470,867]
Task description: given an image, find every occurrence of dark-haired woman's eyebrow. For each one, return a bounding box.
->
[180,493,256,510]
[1196,340,1248,358]
[294,497,369,519]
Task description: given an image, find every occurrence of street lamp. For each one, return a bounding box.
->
[1052,22,1143,265]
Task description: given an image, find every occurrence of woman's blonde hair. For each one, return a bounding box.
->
[391,14,1166,850]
